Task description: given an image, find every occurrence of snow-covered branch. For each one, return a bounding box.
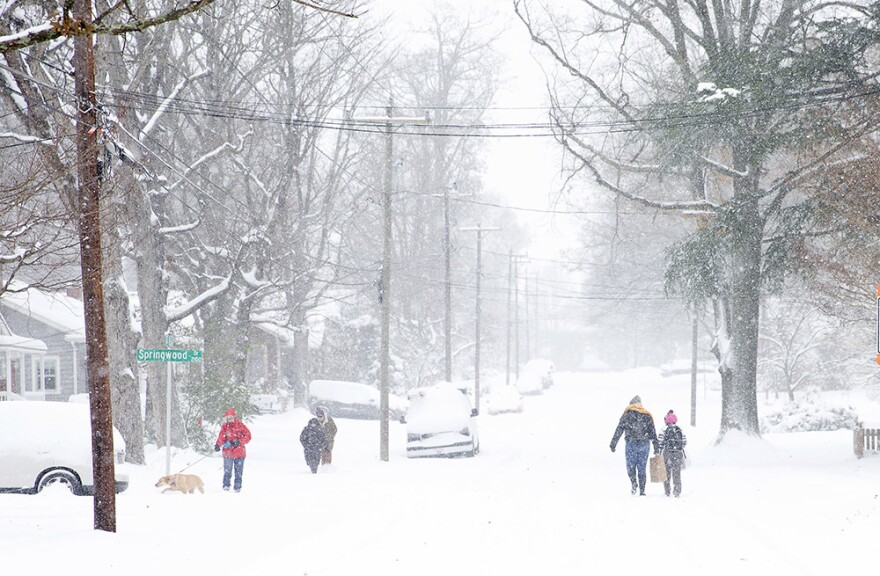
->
[140,71,209,140]
[0,1,358,55]
[564,132,720,212]
[164,275,231,324]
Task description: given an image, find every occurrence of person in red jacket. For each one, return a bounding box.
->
[214,408,252,492]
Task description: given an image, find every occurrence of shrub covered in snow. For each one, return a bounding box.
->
[761,396,860,433]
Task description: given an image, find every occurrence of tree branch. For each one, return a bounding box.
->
[0,1,358,54]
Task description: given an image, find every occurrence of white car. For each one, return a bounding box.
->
[0,401,128,495]
[307,379,409,420]
[486,384,524,415]
[404,383,479,458]
[515,359,555,395]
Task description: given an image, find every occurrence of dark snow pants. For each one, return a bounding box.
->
[625,441,650,493]
[304,449,321,473]
[663,451,684,497]
[222,457,245,491]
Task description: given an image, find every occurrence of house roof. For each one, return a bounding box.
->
[0,313,47,353]
[0,283,86,343]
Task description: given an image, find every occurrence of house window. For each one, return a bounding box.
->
[31,357,60,394]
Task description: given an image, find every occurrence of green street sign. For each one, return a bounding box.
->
[136,348,203,363]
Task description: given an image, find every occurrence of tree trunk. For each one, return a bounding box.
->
[291,307,309,408]
[719,183,763,437]
[127,186,186,448]
[102,194,145,463]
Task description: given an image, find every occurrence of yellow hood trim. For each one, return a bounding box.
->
[625,402,653,419]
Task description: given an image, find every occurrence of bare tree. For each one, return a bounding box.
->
[515,0,880,438]
[383,4,503,386]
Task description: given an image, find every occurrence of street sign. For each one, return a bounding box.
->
[136,348,203,363]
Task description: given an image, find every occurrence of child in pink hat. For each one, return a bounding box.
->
[658,410,687,497]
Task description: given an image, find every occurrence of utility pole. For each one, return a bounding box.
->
[511,254,529,378]
[444,185,452,382]
[353,102,428,461]
[505,250,512,387]
[460,224,498,413]
[73,0,116,532]
[691,311,698,427]
[508,252,529,381]
[429,184,472,384]
[524,273,530,360]
[533,271,540,357]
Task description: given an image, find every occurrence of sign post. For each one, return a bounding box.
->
[136,343,203,475]
[876,285,879,365]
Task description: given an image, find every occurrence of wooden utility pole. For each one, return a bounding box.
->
[443,185,452,382]
[691,311,698,427]
[461,224,499,412]
[505,249,512,386]
[379,102,393,462]
[353,102,428,461]
[73,0,116,532]
[510,254,529,379]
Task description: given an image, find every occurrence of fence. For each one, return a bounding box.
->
[854,427,880,459]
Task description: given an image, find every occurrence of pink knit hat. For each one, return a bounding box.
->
[664,410,677,425]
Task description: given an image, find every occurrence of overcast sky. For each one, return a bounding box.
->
[367,0,577,260]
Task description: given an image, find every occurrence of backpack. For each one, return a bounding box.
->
[664,426,684,452]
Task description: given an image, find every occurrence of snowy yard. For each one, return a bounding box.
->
[4,369,880,576]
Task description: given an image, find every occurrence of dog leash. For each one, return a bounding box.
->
[174,453,211,474]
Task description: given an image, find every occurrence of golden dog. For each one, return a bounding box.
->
[155,473,205,494]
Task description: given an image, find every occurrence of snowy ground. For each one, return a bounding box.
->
[4,369,880,576]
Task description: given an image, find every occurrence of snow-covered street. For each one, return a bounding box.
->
[4,369,880,575]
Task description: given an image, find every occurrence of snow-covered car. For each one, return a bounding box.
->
[659,358,716,377]
[250,393,285,414]
[404,383,479,458]
[0,401,128,495]
[515,359,555,395]
[486,384,524,415]
[307,379,408,420]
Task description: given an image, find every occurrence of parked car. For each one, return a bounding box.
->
[0,401,128,495]
[659,358,717,377]
[250,393,285,414]
[307,379,408,420]
[486,384,524,415]
[403,383,479,458]
[515,359,555,395]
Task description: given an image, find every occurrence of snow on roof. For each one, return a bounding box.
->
[0,334,47,353]
[0,282,85,343]
[253,321,297,349]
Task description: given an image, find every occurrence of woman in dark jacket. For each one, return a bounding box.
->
[609,395,659,496]
[300,418,327,474]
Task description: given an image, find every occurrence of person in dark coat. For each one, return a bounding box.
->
[214,408,252,492]
[300,418,327,474]
[609,395,660,496]
[315,406,338,465]
[659,410,688,497]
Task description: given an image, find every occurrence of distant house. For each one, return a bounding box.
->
[0,286,86,401]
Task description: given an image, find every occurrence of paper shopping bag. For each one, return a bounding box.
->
[650,454,667,483]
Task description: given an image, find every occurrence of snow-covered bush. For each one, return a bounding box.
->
[761,395,860,433]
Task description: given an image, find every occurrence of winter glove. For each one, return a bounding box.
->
[609,444,616,453]
[214,444,221,452]
[230,440,240,448]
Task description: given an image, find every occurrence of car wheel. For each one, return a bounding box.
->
[36,470,82,495]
